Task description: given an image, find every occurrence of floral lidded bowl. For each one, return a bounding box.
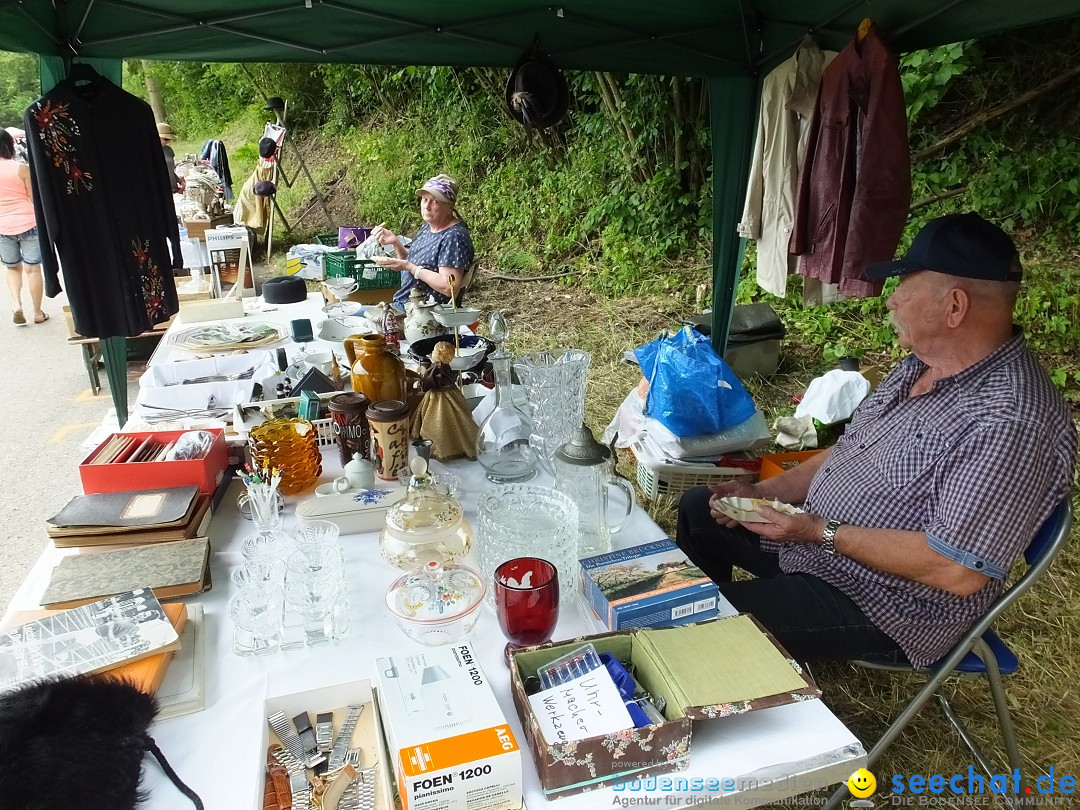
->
[385,560,486,646]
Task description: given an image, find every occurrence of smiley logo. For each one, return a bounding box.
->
[847,768,876,798]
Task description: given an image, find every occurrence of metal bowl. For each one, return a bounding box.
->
[408,334,495,372]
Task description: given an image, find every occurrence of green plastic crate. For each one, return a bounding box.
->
[323,252,399,289]
[314,232,337,246]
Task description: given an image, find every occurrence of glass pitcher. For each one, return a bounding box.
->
[553,423,636,555]
[514,349,590,474]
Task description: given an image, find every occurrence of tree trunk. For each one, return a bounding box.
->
[142,61,167,123]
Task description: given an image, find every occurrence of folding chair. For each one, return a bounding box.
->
[823,497,1073,809]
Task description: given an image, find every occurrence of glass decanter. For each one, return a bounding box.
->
[475,351,537,483]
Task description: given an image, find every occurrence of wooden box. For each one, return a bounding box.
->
[182,214,233,241]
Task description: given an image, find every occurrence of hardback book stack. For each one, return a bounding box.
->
[45,485,212,548]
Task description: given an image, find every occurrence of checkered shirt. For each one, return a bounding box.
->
[774,333,1076,667]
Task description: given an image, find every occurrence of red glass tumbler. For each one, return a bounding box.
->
[494,557,559,663]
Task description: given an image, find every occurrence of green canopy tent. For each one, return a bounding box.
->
[2,0,1079,422]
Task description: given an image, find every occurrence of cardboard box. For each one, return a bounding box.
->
[757,450,824,480]
[177,297,245,323]
[172,275,214,303]
[509,617,820,799]
[580,539,719,631]
[377,643,522,810]
[182,214,233,241]
[324,287,395,306]
[79,428,228,496]
[257,679,394,810]
[62,305,172,339]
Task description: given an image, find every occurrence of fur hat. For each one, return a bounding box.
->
[0,675,202,809]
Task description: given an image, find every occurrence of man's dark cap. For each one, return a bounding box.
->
[253,180,277,196]
[258,137,277,159]
[264,96,285,111]
[866,213,1023,282]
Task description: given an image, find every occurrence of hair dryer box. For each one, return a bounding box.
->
[376,643,522,810]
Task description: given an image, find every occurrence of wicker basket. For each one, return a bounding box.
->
[631,440,756,500]
[323,252,399,289]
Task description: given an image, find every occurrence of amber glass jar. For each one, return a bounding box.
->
[344,334,406,404]
[248,418,322,495]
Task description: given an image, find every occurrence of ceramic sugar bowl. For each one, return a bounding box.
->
[379,457,473,570]
[385,560,486,646]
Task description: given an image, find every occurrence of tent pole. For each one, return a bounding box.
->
[708,73,758,354]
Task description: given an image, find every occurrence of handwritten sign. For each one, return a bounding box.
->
[527,669,634,745]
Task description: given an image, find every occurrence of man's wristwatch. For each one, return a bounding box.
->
[821,519,842,555]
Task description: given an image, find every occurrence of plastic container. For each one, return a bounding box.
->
[323,252,398,289]
[631,440,756,500]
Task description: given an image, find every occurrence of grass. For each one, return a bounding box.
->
[465,271,1080,807]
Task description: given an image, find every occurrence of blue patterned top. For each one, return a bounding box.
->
[393,221,474,309]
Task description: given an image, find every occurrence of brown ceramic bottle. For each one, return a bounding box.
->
[344,334,406,404]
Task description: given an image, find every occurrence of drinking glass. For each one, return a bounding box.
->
[476,484,578,609]
[228,584,285,656]
[494,557,560,661]
[285,566,347,645]
[232,557,286,590]
[241,529,291,562]
[292,520,341,555]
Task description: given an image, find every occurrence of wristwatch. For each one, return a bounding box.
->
[821,519,842,555]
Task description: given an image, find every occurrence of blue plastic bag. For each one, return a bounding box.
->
[634,326,757,438]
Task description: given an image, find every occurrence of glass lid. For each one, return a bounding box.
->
[385,560,486,622]
[384,457,463,536]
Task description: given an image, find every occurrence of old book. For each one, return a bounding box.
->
[49,495,211,547]
[0,588,181,695]
[40,538,210,609]
[155,603,206,720]
[47,485,199,529]
[102,602,189,695]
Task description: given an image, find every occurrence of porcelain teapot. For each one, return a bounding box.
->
[403,288,448,344]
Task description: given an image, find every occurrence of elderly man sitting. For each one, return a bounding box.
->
[676,213,1076,668]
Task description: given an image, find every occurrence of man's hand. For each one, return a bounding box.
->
[706,480,759,528]
[741,506,824,544]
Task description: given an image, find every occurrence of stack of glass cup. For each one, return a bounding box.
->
[227,513,351,656]
[284,519,351,647]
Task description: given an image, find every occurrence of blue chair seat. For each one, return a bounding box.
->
[942,630,1018,675]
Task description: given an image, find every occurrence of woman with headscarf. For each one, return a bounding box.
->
[371,174,475,311]
[0,129,46,325]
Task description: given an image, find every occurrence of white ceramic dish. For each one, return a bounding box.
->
[432,306,482,327]
[295,487,405,535]
[316,316,374,342]
[711,496,803,524]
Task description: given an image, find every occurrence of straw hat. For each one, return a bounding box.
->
[156,122,177,141]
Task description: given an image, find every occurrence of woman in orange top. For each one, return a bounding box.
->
[0,129,46,325]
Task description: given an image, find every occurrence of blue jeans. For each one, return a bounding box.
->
[0,227,41,267]
[675,485,907,664]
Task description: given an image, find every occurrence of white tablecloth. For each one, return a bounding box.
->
[5,449,864,808]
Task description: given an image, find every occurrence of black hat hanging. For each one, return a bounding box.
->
[258,137,278,159]
[505,41,570,131]
[264,96,285,111]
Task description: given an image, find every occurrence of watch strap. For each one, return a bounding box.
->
[821,519,841,555]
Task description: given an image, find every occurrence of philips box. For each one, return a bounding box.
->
[376,643,522,810]
[580,539,719,631]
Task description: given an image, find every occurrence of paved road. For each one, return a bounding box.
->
[0,289,140,616]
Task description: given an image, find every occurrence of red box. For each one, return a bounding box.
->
[79,429,229,496]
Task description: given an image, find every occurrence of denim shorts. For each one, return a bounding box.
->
[0,227,41,267]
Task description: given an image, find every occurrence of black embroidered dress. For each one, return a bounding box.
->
[24,76,180,338]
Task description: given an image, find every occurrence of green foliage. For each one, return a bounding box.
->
[0,51,38,127]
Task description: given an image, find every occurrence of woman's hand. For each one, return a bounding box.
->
[377,257,409,272]
[371,226,402,249]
